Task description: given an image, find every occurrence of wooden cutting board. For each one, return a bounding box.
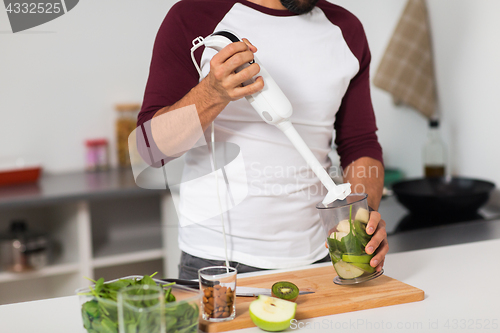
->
[200,265,424,332]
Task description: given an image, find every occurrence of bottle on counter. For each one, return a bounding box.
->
[115,103,141,168]
[423,119,446,178]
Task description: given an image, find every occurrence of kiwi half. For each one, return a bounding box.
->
[271,281,299,302]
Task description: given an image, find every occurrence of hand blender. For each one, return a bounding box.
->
[191,31,351,205]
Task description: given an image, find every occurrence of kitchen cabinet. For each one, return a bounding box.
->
[0,169,180,305]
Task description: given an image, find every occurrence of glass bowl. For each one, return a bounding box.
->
[76,275,201,333]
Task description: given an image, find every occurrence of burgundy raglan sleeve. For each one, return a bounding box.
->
[333,14,383,170]
[135,0,235,167]
[138,3,201,127]
[135,2,204,167]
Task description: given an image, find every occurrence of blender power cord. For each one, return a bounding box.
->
[191,38,231,269]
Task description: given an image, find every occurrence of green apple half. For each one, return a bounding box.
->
[333,261,365,279]
[249,295,297,331]
[342,254,373,264]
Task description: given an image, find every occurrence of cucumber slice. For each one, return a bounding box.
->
[350,262,376,274]
[333,261,365,279]
[342,254,373,264]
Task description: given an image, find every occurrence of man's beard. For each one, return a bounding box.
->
[280,0,320,14]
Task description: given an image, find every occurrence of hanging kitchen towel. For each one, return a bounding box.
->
[373,0,437,118]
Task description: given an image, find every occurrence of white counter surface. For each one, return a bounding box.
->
[1,238,499,333]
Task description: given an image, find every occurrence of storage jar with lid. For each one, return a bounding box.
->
[85,139,109,171]
[115,103,141,168]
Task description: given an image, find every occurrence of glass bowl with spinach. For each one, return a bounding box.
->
[317,193,384,285]
[76,273,201,333]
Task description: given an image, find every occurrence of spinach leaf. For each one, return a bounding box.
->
[340,205,365,255]
[327,236,346,254]
[139,274,157,287]
[341,227,364,255]
[353,220,371,247]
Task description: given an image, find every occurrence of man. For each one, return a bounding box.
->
[138,0,388,279]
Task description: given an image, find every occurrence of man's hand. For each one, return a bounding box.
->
[206,38,264,103]
[323,211,389,271]
[341,157,387,270]
[153,38,265,133]
[365,211,388,271]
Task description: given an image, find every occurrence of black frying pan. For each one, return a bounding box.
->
[392,177,495,218]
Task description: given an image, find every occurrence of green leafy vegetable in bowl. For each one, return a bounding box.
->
[77,273,200,333]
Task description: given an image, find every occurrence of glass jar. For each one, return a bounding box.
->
[85,139,109,171]
[317,194,383,285]
[115,103,140,168]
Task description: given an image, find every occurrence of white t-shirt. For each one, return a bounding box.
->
[139,0,382,269]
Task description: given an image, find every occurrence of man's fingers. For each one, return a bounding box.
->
[375,258,385,272]
[226,51,257,75]
[366,211,382,235]
[363,211,389,268]
[211,41,250,66]
[365,223,387,255]
[242,38,257,53]
[227,62,260,87]
[230,76,264,99]
[208,39,260,100]
[370,239,389,268]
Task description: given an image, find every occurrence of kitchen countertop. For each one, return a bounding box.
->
[1,237,499,333]
[379,195,500,254]
[378,195,500,235]
[0,169,163,209]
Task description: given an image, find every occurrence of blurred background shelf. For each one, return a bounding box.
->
[0,262,80,283]
[92,248,165,268]
[0,169,180,305]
